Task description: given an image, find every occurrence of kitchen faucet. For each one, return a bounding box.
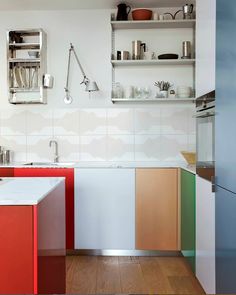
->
[49,140,59,163]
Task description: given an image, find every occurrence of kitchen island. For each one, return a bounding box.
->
[0,177,66,295]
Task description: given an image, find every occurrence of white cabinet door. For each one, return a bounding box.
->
[196,176,215,294]
[196,0,216,97]
[74,168,135,250]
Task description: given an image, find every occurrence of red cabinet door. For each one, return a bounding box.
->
[0,168,14,177]
[14,168,74,250]
[0,206,34,294]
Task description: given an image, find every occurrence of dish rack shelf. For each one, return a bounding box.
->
[7,29,47,104]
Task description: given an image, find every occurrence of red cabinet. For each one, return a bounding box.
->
[0,181,66,294]
[0,206,34,294]
[14,168,74,250]
[0,168,14,177]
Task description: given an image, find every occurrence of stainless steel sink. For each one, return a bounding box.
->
[23,162,75,167]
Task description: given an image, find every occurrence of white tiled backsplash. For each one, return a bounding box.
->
[0,106,196,163]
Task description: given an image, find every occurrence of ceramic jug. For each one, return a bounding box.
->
[116,3,131,21]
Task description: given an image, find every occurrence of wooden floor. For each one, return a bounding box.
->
[66,256,205,294]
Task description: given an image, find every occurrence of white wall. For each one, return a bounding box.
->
[0,9,196,162]
[0,10,112,108]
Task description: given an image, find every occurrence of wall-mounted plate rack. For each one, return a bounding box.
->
[7,28,47,104]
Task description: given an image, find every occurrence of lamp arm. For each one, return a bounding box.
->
[70,43,89,84]
[65,45,72,92]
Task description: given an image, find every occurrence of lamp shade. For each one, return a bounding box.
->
[85,81,99,92]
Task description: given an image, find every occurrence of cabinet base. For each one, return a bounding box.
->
[67,249,182,257]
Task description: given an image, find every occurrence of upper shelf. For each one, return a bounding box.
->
[111,59,195,67]
[111,19,196,30]
[9,43,40,50]
[9,58,40,63]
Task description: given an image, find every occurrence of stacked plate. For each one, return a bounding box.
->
[176,86,192,98]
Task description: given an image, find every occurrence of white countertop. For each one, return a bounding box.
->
[0,161,196,173]
[0,177,64,205]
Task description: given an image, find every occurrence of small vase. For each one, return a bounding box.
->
[160,90,168,98]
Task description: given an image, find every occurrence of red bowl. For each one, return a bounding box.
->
[132,9,153,21]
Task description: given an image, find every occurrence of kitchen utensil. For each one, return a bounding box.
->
[132,9,153,21]
[158,53,179,59]
[181,151,196,165]
[116,3,131,21]
[132,41,146,60]
[0,146,4,164]
[3,150,11,164]
[117,50,129,60]
[182,41,192,59]
[183,4,194,19]
[43,74,54,88]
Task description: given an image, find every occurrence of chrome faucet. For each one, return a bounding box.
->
[49,140,59,163]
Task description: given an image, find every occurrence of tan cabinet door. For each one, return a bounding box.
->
[136,168,178,250]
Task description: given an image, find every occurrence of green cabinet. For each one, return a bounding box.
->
[181,169,196,273]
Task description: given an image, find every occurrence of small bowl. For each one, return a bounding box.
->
[28,51,40,58]
[132,9,153,21]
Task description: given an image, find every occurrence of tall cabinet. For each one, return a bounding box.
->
[196,176,215,294]
[181,169,196,273]
[196,0,216,97]
[215,0,236,292]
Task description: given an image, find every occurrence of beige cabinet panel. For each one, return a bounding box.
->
[136,168,179,250]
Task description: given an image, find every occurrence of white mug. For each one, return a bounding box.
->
[144,51,156,60]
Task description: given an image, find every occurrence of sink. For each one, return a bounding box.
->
[23,162,75,167]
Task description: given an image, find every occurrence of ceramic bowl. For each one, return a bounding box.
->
[28,51,40,58]
[132,9,153,21]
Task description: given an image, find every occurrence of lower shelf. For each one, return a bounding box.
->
[112,98,196,103]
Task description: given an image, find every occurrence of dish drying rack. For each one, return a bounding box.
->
[7,29,47,104]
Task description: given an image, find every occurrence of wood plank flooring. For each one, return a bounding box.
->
[66,256,205,294]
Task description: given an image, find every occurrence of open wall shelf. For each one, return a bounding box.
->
[111,19,196,30]
[112,98,196,103]
[111,59,196,67]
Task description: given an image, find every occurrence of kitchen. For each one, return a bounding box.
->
[0,0,234,294]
